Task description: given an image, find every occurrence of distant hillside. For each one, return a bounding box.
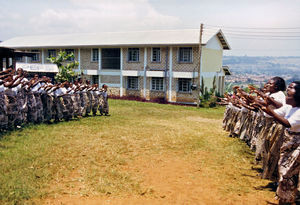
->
[223,56,300,75]
[223,56,300,86]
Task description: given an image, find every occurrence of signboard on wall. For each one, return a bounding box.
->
[16,63,58,73]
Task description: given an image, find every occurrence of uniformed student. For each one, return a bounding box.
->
[261,81,300,205]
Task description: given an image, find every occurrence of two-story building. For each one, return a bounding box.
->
[0,29,230,104]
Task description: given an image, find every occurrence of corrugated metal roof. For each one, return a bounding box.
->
[0,29,230,49]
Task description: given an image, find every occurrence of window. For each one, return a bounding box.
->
[127,76,139,90]
[151,77,164,91]
[48,49,56,58]
[178,78,191,92]
[102,48,120,69]
[179,47,192,63]
[31,50,39,61]
[65,49,75,61]
[128,48,139,62]
[92,48,99,62]
[92,75,99,85]
[15,56,23,62]
[152,47,161,62]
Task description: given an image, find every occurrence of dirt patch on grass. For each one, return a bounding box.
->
[41,153,276,205]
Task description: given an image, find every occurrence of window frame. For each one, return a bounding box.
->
[91,48,99,62]
[151,77,164,91]
[178,47,193,63]
[15,56,23,62]
[48,49,56,58]
[151,47,161,63]
[31,50,40,62]
[127,76,139,90]
[128,48,140,62]
[178,78,192,93]
[65,49,75,61]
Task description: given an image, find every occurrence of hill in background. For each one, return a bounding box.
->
[223,56,300,88]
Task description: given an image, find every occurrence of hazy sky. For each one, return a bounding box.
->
[1,0,300,56]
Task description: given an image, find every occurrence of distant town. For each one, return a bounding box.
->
[223,56,300,89]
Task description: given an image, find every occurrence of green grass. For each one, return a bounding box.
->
[0,100,274,204]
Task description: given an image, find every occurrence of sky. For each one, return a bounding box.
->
[0,0,300,56]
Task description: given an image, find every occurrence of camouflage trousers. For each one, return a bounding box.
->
[86,92,92,115]
[27,92,37,123]
[41,93,53,122]
[5,89,19,129]
[34,93,44,123]
[276,130,300,203]
[0,92,8,129]
[73,93,81,117]
[62,95,74,120]
[99,94,109,115]
[53,96,64,121]
[80,92,88,116]
[16,89,27,126]
[92,93,99,115]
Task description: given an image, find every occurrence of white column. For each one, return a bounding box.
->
[120,48,123,96]
[98,48,102,89]
[168,47,173,102]
[42,49,45,64]
[143,47,147,98]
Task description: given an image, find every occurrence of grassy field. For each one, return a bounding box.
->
[0,99,276,204]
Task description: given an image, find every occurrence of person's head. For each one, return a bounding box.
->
[17,68,24,76]
[20,71,27,78]
[286,81,300,107]
[268,77,286,93]
[34,74,39,79]
[64,81,69,88]
[86,80,90,85]
[102,84,108,91]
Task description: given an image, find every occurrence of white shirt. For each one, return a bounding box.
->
[0,85,4,92]
[275,104,300,132]
[67,87,74,94]
[265,91,286,118]
[54,87,66,97]
[270,91,286,105]
[31,82,41,92]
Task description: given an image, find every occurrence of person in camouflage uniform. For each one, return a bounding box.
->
[92,84,100,116]
[85,80,92,116]
[261,82,300,204]
[99,84,109,116]
[0,79,8,130]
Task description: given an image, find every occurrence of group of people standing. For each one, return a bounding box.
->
[0,67,109,131]
[220,77,300,205]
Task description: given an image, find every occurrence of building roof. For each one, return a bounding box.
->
[0,29,230,50]
[0,46,37,58]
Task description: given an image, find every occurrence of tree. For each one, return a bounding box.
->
[48,51,79,82]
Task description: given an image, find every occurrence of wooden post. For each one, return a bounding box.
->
[197,23,204,108]
[6,57,9,69]
[0,57,3,71]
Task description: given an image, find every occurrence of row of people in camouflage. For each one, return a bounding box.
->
[0,68,109,131]
[219,77,300,205]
